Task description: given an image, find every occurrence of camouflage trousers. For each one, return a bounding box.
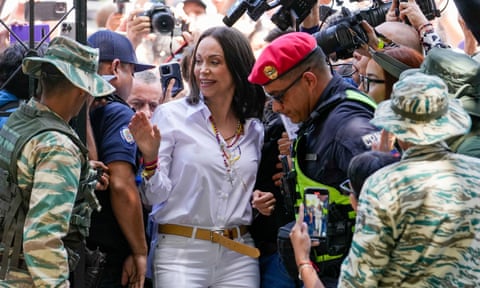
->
[0,268,33,287]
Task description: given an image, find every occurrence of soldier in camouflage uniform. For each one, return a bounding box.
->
[0,36,114,287]
[401,47,480,158]
[340,72,480,287]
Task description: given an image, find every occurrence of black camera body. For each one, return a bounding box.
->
[315,7,369,60]
[223,0,317,31]
[140,3,178,34]
[314,0,440,59]
[271,0,317,31]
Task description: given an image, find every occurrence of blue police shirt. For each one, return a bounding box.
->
[0,89,20,129]
[297,74,379,188]
[88,95,138,256]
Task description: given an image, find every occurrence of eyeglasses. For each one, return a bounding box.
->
[332,63,357,78]
[339,179,353,196]
[264,68,310,104]
[359,74,385,93]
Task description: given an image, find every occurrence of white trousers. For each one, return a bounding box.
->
[153,232,260,288]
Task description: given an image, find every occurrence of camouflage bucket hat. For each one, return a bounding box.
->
[402,48,480,116]
[371,71,471,145]
[22,36,115,97]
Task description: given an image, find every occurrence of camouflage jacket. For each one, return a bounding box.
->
[339,143,480,287]
[0,100,87,287]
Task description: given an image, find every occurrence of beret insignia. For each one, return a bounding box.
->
[263,65,278,80]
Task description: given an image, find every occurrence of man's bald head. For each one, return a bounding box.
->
[376,22,423,54]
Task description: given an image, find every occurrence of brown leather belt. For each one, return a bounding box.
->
[158,224,260,258]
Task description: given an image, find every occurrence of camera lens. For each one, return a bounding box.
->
[161,66,171,75]
[151,10,175,33]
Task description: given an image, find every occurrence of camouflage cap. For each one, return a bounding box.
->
[371,71,471,145]
[403,47,480,116]
[22,36,115,97]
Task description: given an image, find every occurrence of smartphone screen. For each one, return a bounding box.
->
[304,188,328,238]
[10,24,50,44]
[160,62,184,97]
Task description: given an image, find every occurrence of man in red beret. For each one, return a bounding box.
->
[249,32,379,287]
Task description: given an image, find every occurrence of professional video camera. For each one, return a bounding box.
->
[223,0,317,31]
[314,0,440,59]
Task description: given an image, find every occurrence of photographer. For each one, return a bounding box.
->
[386,0,448,54]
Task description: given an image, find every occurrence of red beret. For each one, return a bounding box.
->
[249,32,317,85]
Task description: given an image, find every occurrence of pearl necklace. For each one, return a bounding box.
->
[210,116,243,185]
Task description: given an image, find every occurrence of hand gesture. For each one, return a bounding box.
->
[129,111,161,163]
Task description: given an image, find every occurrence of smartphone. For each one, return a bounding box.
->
[160,62,184,97]
[10,24,50,44]
[304,187,329,238]
[24,1,67,21]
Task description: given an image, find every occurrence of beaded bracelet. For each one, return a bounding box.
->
[144,163,157,171]
[142,168,156,179]
[143,158,158,167]
[417,22,433,34]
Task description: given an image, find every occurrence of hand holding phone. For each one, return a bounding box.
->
[160,62,184,98]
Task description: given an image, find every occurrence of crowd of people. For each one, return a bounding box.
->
[0,0,480,287]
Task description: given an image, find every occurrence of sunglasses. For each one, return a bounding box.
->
[359,74,385,93]
[264,68,310,104]
[339,179,353,196]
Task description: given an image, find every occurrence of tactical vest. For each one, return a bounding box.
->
[0,103,100,279]
[291,90,377,264]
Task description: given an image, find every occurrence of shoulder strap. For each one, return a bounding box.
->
[8,104,88,184]
[0,101,20,117]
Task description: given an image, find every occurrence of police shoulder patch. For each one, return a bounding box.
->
[362,131,380,148]
[120,127,135,144]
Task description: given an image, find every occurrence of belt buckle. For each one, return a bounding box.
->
[210,229,225,241]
